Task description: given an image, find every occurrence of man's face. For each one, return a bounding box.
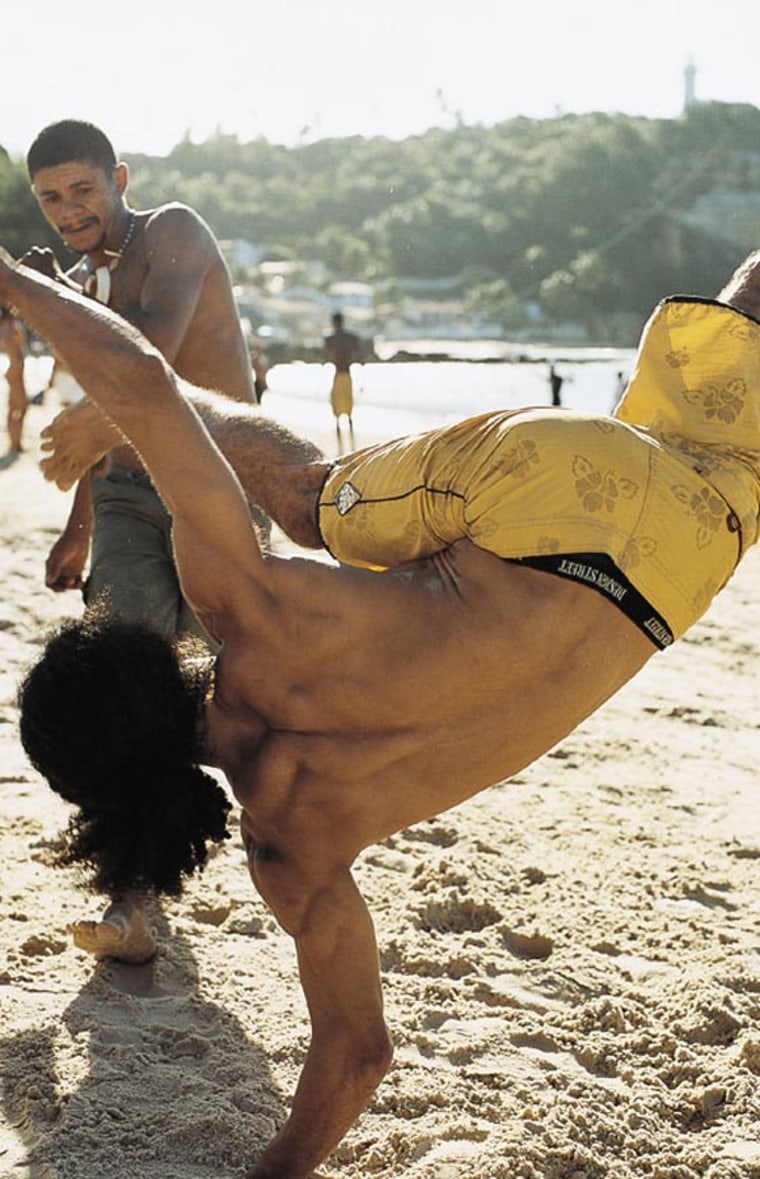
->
[31,161,126,256]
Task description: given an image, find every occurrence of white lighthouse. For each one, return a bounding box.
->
[684,56,697,111]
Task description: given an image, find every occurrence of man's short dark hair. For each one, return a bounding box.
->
[27,120,117,180]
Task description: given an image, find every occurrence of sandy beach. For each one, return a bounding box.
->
[2,392,760,1179]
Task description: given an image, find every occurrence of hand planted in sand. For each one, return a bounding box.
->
[45,529,89,592]
[67,897,157,964]
[40,400,122,490]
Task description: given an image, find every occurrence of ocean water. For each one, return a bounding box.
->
[18,344,638,447]
[263,344,637,440]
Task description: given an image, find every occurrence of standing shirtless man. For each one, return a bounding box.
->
[26,119,262,605]
[25,120,271,959]
[5,249,760,1178]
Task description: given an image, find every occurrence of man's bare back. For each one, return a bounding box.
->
[188,538,652,1175]
[324,315,363,374]
[219,543,653,855]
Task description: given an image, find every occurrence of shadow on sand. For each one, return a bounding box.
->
[0,909,285,1178]
[0,449,21,471]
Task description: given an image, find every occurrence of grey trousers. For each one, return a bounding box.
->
[87,465,212,644]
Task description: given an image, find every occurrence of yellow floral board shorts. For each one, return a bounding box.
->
[318,297,760,650]
[330,371,354,418]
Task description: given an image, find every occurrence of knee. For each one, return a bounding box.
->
[719,250,760,316]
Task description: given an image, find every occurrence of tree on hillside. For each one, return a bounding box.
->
[0,153,64,259]
[3,104,758,330]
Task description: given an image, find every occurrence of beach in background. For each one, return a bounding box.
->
[264,346,635,437]
[2,371,760,1179]
[23,345,637,444]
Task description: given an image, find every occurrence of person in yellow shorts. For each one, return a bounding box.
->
[7,246,760,1179]
[324,310,364,450]
[317,292,760,649]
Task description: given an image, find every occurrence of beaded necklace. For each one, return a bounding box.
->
[85,209,137,305]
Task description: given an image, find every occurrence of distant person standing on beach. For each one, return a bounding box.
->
[549,362,564,407]
[613,369,628,410]
[0,309,28,452]
[250,341,269,403]
[324,310,363,450]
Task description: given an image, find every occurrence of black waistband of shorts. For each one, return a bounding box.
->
[508,551,674,650]
[315,462,339,558]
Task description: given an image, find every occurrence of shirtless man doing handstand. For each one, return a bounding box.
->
[4,248,760,1179]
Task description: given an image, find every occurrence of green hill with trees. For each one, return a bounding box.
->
[2,102,759,341]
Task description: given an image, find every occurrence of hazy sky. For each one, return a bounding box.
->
[3,0,759,160]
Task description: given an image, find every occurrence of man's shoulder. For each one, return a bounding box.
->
[143,201,208,231]
[141,203,221,255]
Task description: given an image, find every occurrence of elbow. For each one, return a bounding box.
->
[356,1028,394,1094]
[353,1033,394,1118]
[318,1021,393,1098]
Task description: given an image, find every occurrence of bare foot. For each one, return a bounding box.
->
[67,898,157,964]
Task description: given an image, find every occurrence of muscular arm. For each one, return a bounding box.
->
[45,473,92,592]
[177,388,327,548]
[243,819,392,1178]
[123,205,216,363]
[41,386,328,549]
